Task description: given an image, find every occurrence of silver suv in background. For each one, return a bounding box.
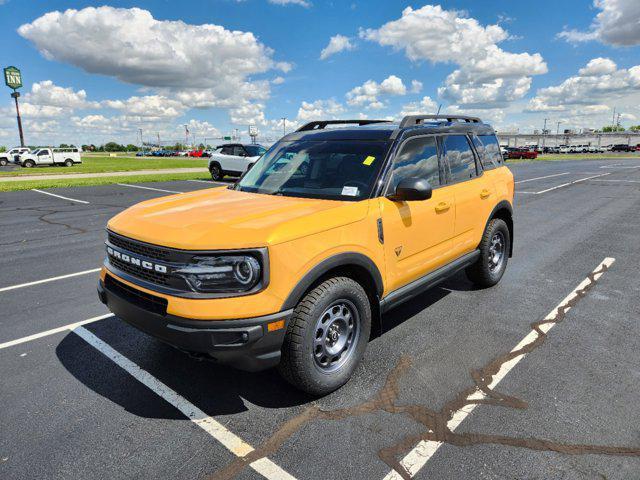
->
[207,143,267,181]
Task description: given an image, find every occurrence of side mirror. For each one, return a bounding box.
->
[388,177,433,201]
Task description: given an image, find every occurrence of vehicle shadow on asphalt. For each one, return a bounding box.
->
[55,272,471,418]
[378,270,476,336]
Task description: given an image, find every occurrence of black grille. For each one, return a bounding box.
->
[109,256,170,286]
[108,232,171,261]
[105,274,168,316]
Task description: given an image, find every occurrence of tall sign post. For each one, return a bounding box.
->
[4,66,25,147]
[248,125,258,144]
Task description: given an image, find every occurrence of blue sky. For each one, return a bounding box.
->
[1,0,639,146]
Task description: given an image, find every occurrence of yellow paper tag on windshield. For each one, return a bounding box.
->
[363,156,376,166]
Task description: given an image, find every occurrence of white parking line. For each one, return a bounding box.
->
[514,172,570,184]
[0,268,101,293]
[599,165,640,169]
[116,183,183,194]
[187,179,214,184]
[0,313,113,350]
[518,173,611,195]
[32,189,90,204]
[589,179,640,184]
[534,173,610,194]
[600,163,622,168]
[383,257,615,480]
[73,326,296,480]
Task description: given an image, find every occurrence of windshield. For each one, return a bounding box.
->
[236,140,390,201]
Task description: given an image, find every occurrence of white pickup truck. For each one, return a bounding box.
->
[19,147,82,168]
[0,147,30,166]
[207,143,267,181]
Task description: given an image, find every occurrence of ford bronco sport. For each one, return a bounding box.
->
[98,115,514,395]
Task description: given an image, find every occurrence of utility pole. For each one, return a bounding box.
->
[138,128,143,149]
[157,132,160,147]
[611,107,616,131]
[542,118,549,150]
[4,66,25,147]
[183,124,189,148]
[281,117,286,136]
[556,121,562,136]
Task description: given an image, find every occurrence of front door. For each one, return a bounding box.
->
[379,135,456,293]
[37,150,53,165]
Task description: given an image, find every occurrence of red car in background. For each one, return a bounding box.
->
[188,149,204,157]
[506,148,538,160]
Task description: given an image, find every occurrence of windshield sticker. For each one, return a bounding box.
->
[362,155,376,166]
[341,186,359,196]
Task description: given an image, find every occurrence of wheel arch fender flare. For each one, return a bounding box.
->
[486,200,514,257]
[281,252,384,311]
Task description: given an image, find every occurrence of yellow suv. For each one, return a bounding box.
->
[98,115,514,395]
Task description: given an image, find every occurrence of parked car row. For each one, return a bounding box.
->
[0,147,82,167]
[500,144,640,156]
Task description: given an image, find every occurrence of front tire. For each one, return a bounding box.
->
[278,277,371,396]
[465,218,510,288]
[23,160,35,168]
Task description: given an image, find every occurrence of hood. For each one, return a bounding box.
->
[108,186,370,250]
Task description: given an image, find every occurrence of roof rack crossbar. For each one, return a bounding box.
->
[399,115,481,129]
[296,119,391,132]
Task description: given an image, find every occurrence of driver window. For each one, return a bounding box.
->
[38,150,48,156]
[233,146,246,156]
[391,136,441,190]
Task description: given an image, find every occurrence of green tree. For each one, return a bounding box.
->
[104,141,124,152]
[602,125,625,132]
[0,146,6,153]
[59,143,70,148]
[629,125,640,132]
[125,144,138,152]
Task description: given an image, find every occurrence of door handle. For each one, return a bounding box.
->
[480,189,491,199]
[435,202,450,213]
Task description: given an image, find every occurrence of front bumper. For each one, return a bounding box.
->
[98,274,292,372]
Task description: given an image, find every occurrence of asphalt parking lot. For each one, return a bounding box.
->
[1,159,639,480]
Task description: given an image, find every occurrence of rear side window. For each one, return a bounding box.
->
[233,146,246,156]
[441,135,477,183]
[391,136,441,190]
[475,135,503,170]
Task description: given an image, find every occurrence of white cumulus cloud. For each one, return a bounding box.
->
[320,34,355,60]
[346,75,410,109]
[360,5,547,108]
[558,0,640,46]
[18,6,288,109]
[526,58,640,112]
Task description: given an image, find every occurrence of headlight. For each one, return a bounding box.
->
[174,255,262,293]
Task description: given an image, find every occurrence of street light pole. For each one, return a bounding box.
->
[281,117,286,136]
[11,92,25,147]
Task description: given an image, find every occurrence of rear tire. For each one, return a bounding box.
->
[64,159,73,167]
[465,218,510,288]
[210,163,223,181]
[278,277,371,396]
[0,158,7,167]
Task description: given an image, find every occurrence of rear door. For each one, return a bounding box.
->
[440,134,496,258]
[379,135,456,292]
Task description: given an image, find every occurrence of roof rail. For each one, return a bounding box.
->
[296,119,391,132]
[399,115,481,129]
